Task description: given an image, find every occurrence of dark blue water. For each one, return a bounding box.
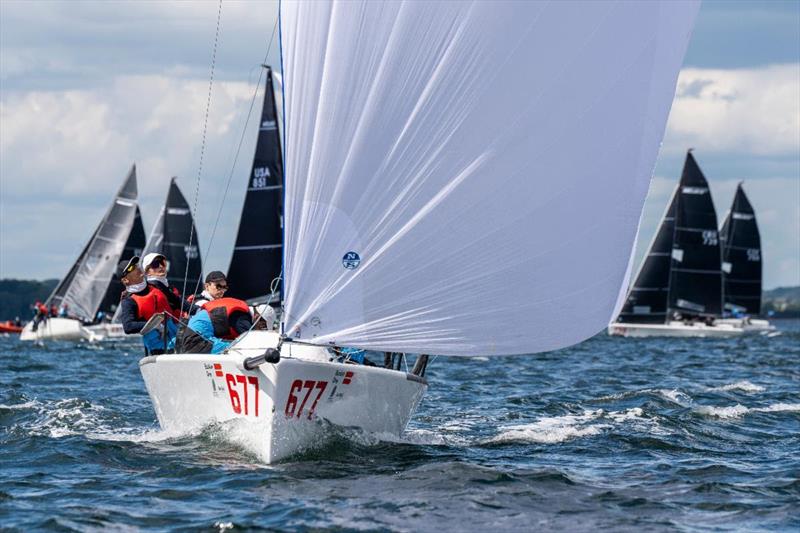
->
[2,322,798,531]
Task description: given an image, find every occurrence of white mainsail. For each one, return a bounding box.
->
[280,0,699,355]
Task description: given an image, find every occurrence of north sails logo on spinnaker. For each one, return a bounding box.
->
[342,251,360,270]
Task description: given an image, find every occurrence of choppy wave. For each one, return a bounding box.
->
[694,403,800,419]
[706,380,766,393]
[488,407,649,444]
[2,396,186,443]
[2,321,799,531]
[595,387,693,406]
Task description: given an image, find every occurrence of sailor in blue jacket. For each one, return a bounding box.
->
[181,296,253,354]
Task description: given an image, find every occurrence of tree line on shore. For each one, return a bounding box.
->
[0,279,798,322]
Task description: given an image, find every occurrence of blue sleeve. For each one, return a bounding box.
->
[187,311,231,353]
[210,338,232,354]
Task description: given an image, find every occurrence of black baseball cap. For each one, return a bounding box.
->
[118,256,140,278]
[205,271,227,283]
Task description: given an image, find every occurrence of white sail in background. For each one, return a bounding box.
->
[280,0,699,355]
[57,166,140,322]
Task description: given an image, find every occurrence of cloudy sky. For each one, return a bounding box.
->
[1,0,798,289]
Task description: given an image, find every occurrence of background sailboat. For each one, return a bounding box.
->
[99,205,146,316]
[226,66,284,303]
[142,177,203,293]
[609,152,742,337]
[717,183,774,332]
[21,165,143,341]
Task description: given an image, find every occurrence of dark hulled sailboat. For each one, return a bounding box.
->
[615,151,725,325]
[142,177,203,292]
[226,66,283,303]
[720,183,762,315]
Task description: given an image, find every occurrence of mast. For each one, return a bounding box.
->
[720,183,762,315]
[227,65,284,303]
[142,177,203,291]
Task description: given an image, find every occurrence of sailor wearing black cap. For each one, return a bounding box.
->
[191,271,229,308]
[116,256,178,354]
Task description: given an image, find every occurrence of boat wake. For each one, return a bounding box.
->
[1,396,188,443]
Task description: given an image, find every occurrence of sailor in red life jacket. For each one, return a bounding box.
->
[189,271,229,308]
[31,300,49,331]
[116,256,178,355]
[180,296,253,354]
[141,252,195,317]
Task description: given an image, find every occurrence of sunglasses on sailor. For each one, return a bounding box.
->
[215,283,229,291]
[149,257,166,268]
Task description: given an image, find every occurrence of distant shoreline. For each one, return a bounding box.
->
[1,278,797,321]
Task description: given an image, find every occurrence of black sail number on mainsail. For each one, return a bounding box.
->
[618,151,724,323]
[227,66,284,302]
[720,183,762,315]
[668,152,723,318]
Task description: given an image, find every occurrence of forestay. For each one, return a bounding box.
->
[280,0,699,355]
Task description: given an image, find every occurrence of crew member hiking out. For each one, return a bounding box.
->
[117,256,178,354]
[180,296,253,354]
[142,253,194,316]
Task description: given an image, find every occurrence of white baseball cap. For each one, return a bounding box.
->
[253,304,276,325]
[142,253,168,271]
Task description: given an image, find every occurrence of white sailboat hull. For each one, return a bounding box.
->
[84,323,129,341]
[139,331,427,463]
[19,317,93,342]
[715,318,775,333]
[607,321,744,338]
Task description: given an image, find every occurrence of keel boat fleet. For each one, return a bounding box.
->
[608,151,773,337]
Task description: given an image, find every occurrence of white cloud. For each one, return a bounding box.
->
[663,64,800,156]
[0,75,263,278]
[0,4,797,292]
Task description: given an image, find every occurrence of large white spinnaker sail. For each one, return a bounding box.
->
[280,0,699,355]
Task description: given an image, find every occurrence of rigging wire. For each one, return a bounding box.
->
[182,0,223,303]
[187,15,280,301]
